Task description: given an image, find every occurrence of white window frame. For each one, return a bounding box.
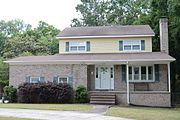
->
[128,65,155,82]
[123,40,141,51]
[69,42,87,52]
[30,77,41,83]
[58,77,69,84]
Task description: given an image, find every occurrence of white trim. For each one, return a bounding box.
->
[69,41,87,52]
[58,76,69,84]
[126,62,130,104]
[168,63,171,93]
[57,34,155,39]
[123,40,141,51]
[95,65,114,90]
[4,58,175,64]
[128,65,155,82]
[30,77,41,83]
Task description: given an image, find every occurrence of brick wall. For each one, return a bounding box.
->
[9,64,87,88]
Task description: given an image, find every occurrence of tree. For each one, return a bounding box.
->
[2,20,60,59]
[0,58,9,93]
[71,0,151,26]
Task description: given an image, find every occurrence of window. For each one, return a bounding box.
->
[134,66,139,80]
[123,40,141,50]
[30,77,40,83]
[141,66,146,80]
[69,42,86,52]
[58,77,69,84]
[128,65,154,82]
[110,67,114,78]
[96,67,98,78]
[129,66,132,80]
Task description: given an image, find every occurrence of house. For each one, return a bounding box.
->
[5,17,175,107]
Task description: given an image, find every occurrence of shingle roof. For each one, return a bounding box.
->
[5,52,175,64]
[57,25,155,38]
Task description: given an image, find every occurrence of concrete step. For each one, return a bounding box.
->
[90,95,115,98]
[90,100,115,105]
[90,98,115,101]
[90,92,116,105]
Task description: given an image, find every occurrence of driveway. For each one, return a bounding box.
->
[0,108,130,120]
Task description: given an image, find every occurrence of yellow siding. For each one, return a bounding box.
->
[59,37,152,54]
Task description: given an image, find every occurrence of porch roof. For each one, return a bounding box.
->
[5,52,175,65]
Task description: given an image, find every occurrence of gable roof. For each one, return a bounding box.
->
[57,25,155,39]
[5,52,175,65]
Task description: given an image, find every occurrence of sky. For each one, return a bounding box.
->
[0,0,81,30]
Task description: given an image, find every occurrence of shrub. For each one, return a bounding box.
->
[3,86,17,103]
[18,82,73,103]
[75,85,89,103]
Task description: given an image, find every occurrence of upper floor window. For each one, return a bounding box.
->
[69,42,86,52]
[66,41,90,52]
[119,40,145,51]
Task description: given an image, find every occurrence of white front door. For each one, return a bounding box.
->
[95,65,114,90]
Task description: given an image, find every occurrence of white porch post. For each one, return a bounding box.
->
[168,62,171,92]
[126,62,130,104]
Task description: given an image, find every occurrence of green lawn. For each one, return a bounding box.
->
[0,116,32,120]
[106,106,180,120]
[0,104,92,111]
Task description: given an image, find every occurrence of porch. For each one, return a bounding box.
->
[87,63,171,106]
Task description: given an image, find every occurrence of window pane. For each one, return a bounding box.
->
[110,67,113,78]
[96,67,98,78]
[30,77,39,83]
[141,66,146,80]
[132,45,140,50]
[78,46,86,51]
[134,67,139,80]
[148,66,153,80]
[124,45,131,50]
[129,66,132,80]
[70,46,77,51]
[132,40,140,45]
[59,77,68,83]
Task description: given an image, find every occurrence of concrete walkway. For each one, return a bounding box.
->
[0,108,131,120]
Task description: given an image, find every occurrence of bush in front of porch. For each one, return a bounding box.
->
[75,85,89,103]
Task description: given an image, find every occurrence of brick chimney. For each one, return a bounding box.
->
[159,16,169,54]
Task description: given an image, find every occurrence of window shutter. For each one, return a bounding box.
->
[65,42,69,52]
[121,65,126,82]
[68,77,73,88]
[53,76,59,84]
[155,64,160,82]
[40,77,45,83]
[86,41,90,51]
[141,40,145,50]
[119,41,123,51]
[26,76,30,83]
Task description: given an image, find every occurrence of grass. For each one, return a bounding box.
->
[0,116,32,120]
[0,103,92,111]
[106,106,180,120]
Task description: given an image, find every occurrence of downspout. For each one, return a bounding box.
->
[126,61,130,104]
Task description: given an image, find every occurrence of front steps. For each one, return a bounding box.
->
[90,91,116,105]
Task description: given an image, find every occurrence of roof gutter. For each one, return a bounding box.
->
[4,58,175,64]
[56,34,155,39]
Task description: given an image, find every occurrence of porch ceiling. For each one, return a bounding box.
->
[5,52,175,65]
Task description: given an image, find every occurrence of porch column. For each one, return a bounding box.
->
[126,62,130,104]
[168,63,171,92]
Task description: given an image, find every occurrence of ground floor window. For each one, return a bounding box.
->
[30,77,41,83]
[128,65,154,82]
[58,77,69,84]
